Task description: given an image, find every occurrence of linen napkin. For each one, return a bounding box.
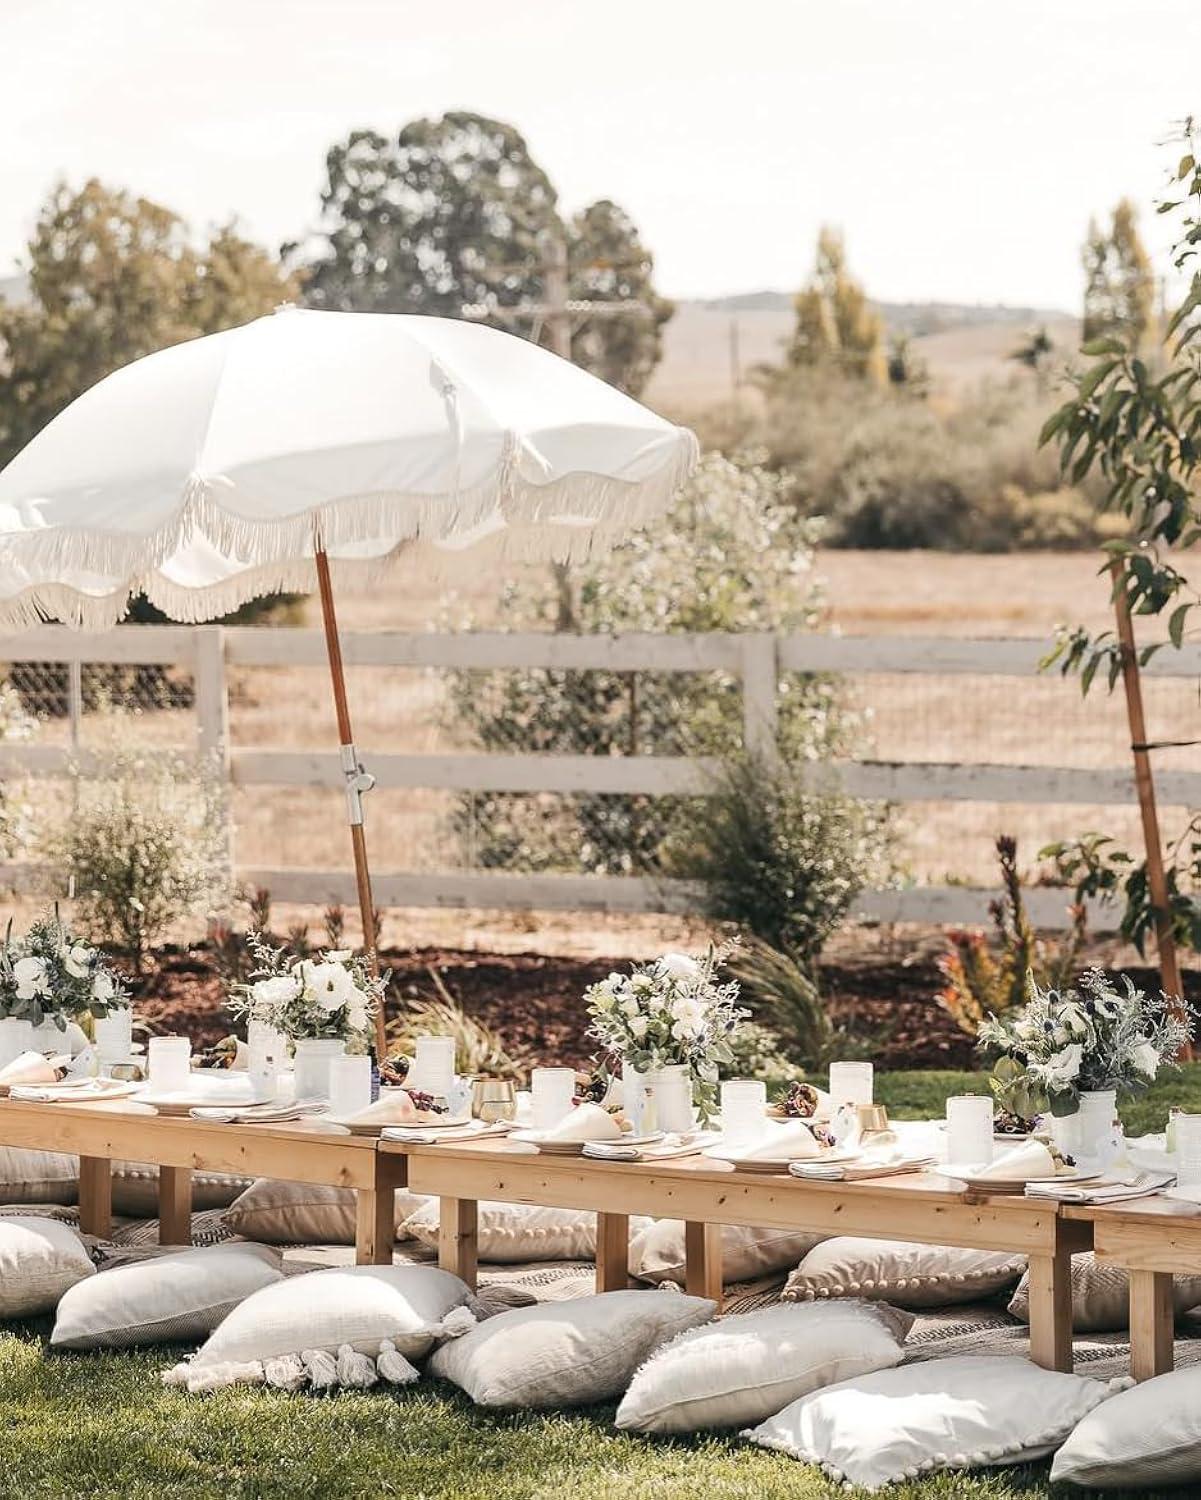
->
[329,1091,443,1128]
[538,1102,623,1143]
[1026,1170,1175,1203]
[0,1050,60,1091]
[791,1154,936,1182]
[735,1120,823,1161]
[967,1140,1057,1181]
[189,1099,327,1123]
[1163,1183,1201,1206]
[10,1076,125,1102]
[380,1120,511,1145]
[582,1130,721,1162]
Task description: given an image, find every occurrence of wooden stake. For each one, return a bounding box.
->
[314,546,388,1061]
[1110,559,1190,1050]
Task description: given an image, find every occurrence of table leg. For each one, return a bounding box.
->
[355,1186,396,1266]
[158,1165,193,1246]
[1027,1250,1073,1372]
[684,1221,723,1305]
[78,1156,112,1240]
[439,1197,478,1288]
[596,1212,630,1292]
[1129,1268,1174,1380]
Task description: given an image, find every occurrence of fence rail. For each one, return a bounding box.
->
[3,624,1193,931]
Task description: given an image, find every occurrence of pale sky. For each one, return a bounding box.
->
[4,0,1200,309]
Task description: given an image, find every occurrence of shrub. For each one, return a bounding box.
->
[0,680,35,862]
[43,734,231,970]
[446,452,860,874]
[667,751,892,968]
[726,937,831,1064]
[386,969,529,1082]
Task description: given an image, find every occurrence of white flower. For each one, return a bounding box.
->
[64,944,94,979]
[1131,1038,1161,1077]
[620,996,641,1018]
[670,996,704,1027]
[13,956,49,1000]
[1059,1001,1089,1039]
[325,950,353,962]
[1043,1043,1083,1088]
[252,975,300,1008]
[345,990,371,1033]
[590,984,616,1011]
[671,1018,702,1042]
[305,961,355,1012]
[628,1015,649,1039]
[92,971,116,1002]
[657,952,700,980]
[630,974,654,994]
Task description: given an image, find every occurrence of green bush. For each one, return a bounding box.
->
[43,733,231,970]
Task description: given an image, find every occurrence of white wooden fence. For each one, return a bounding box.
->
[4,624,1201,930]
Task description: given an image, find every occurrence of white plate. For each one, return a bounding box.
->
[703,1146,861,1173]
[941,1163,1103,1190]
[511,1129,664,1155]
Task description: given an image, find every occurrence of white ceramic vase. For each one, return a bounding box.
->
[292,1037,346,1102]
[628,1063,695,1135]
[0,1017,35,1069]
[1048,1089,1118,1166]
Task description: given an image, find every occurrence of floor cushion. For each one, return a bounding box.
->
[745,1354,1125,1489]
[403,1200,651,1264]
[784,1236,1026,1308]
[428,1289,716,1409]
[223,1179,433,1244]
[615,1299,912,1433]
[0,1145,78,1205]
[51,1242,283,1350]
[628,1220,826,1285]
[1050,1365,1201,1489]
[1009,1251,1201,1332]
[111,1164,253,1218]
[0,1213,95,1316]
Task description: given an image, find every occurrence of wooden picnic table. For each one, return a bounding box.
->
[1064,1194,1201,1381]
[380,1135,1093,1372]
[0,1096,407,1264]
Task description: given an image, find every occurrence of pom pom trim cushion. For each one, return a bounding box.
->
[783,1237,1026,1308]
[1050,1365,1201,1488]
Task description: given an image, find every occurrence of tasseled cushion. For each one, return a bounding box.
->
[377,1339,419,1386]
[336,1343,378,1389]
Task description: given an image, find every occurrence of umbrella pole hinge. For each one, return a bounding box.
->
[340,742,376,827]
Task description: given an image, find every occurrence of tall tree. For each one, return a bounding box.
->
[1081,198,1156,351]
[789,226,884,382]
[303,112,669,395]
[0,179,298,468]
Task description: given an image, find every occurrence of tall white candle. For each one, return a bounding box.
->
[946,1094,994,1166]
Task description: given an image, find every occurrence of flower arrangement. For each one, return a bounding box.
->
[228,934,383,1049]
[584,945,748,1123]
[0,910,128,1029]
[979,967,1192,1119]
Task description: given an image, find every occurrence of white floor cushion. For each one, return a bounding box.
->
[784,1237,1026,1308]
[1051,1366,1201,1489]
[0,1213,95,1316]
[0,1146,78,1206]
[628,1220,826,1285]
[615,1300,912,1433]
[403,1199,651,1263]
[51,1243,283,1350]
[1009,1252,1201,1332]
[111,1164,253,1218]
[745,1355,1125,1491]
[223,1179,434,1245]
[428,1289,716,1408]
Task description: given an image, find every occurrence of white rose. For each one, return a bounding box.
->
[64,944,94,979]
[13,956,49,1000]
[305,961,354,1011]
[92,970,116,1002]
[620,996,641,1018]
[590,984,616,1011]
[657,952,700,980]
[1044,1042,1083,1087]
[345,991,371,1033]
[1131,1038,1160,1077]
[628,1015,649,1039]
[253,975,300,1007]
[671,1018,702,1042]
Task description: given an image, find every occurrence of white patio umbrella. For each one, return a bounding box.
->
[0,306,698,1056]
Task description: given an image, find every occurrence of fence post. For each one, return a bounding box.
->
[193,625,235,880]
[741,634,779,765]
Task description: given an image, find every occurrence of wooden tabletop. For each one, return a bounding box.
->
[0,1094,374,1148]
[1062,1193,1201,1226]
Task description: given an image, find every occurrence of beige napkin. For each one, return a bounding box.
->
[971,1140,1057,1181]
[338,1090,428,1126]
[740,1121,822,1160]
[541,1102,622,1143]
[0,1051,59,1090]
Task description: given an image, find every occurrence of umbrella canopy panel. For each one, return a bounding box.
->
[0,308,697,628]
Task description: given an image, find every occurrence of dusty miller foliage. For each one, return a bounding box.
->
[445,452,863,875]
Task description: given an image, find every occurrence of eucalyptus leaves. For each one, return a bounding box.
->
[0,910,128,1029]
[980,967,1191,1120]
[584,944,748,1124]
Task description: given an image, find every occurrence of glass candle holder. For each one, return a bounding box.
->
[946,1094,994,1166]
[247,1018,285,1096]
[531,1066,575,1131]
[329,1053,373,1118]
[94,1007,133,1067]
[828,1061,874,1107]
[1176,1112,1201,1187]
[409,1035,456,1096]
[147,1035,191,1092]
[721,1079,767,1144]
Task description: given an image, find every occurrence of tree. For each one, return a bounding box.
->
[1081,198,1156,352]
[789,226,884,381]
[303,111,669,395]
[0,179,299,468]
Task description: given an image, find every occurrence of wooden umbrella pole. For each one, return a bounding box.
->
[1110,558,1190,1047]
[314,546,388,1061]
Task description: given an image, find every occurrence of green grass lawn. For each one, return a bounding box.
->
[5,1066,1198,1498]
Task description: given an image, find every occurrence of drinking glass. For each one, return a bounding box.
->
[94,1008,133,1068]
[721,1079,767,1145]
[946,1094,994,1166]
[409,1035,456,1096]
[1176,1112,1201,1187]
[147,1035,191,1091]
[531,1067,575,1130]
[828,1061,873,1107]
[329,1053,373,1118]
